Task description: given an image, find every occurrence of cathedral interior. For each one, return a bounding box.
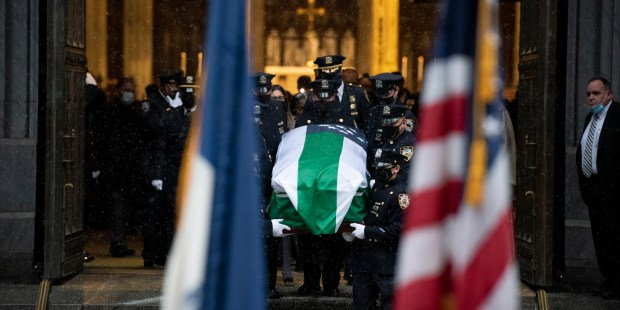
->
[86,0,519,100]
[83,0,520,269]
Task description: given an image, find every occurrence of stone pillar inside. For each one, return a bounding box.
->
[370,0,399,74]
[86,0,108,88]
[248,0,265,72]
[123,0,153,100]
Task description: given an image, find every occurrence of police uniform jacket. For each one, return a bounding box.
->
[367,99,416,145]
[254,99,287,161]
[99,99,150,193]
[298,82,370,133]
[350,175,409,274]
[84,84,108,173]
[367,128,415,178]
[146,92,191,187]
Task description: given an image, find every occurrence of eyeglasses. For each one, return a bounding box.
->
[272,96,286,102]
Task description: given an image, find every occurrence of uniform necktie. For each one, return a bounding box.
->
[583,114,600,178]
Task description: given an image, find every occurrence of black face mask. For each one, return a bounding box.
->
[375,167,394,183]
[168,90,179,99]
[381,125,400,140]
[257,94,271,104]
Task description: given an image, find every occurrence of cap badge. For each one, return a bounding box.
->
[186,76,194,84]
[325,56,333,64]
[376,80,383,88]
[383,105,391,115]
[375,149,382,158]
[259,75,267,84]
[321,79,329,88]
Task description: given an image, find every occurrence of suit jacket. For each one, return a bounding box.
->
[576,101,620,205]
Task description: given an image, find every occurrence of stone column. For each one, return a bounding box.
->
[86,0,107,87]
[123,0,153,99]
[371,0,399,74]
[248,0,265,72]
[357,0,372,75]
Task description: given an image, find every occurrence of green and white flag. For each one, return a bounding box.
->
[269,124,368,235]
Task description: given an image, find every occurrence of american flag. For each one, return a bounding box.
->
[393,0,519,309]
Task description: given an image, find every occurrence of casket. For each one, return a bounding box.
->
[269,124,368,235]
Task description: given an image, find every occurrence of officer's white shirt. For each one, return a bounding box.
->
[337,81,344,102]
[580,100,612,175]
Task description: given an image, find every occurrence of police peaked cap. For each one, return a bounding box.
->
[251,72,275,95]
[370,73,401,97]
[159,69,184,85]
[309,79,340,99]
[179,75,200,93]
[314,55,346,69]
[380,104,408,125]
[251,72,275,86]
[372,148,408,168]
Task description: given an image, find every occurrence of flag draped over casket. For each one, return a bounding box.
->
[269,124,368,235]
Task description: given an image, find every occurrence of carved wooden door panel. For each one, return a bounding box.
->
[43,0,86,279]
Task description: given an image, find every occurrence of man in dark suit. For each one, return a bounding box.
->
[576,77,620,300]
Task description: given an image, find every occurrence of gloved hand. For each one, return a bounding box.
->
[91,171,100,179]
[86,72,97,86]
[342,232,355,242]
[271,219,291,237]
[151,179,163,191]
[350,223,366,239]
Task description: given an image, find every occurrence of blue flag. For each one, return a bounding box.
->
[163,0,265,309]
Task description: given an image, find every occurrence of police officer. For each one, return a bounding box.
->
[252,72,287,161]
[304,55,370,135]
[295,78,341,127]
[142,69,191,267]
[250,72,288,298]
[367,104,415,178]
[293,78,350,297]
[367,73,417,144]
[344,148,410,310]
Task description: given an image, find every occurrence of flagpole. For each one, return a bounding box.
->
[465,0,497,206]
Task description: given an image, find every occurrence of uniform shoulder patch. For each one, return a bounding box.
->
[400,146,414,162]
[398,193,410,210]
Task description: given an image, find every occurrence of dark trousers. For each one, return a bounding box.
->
[266,236,281,290]
[142,188,175,263]
[298,233,343,291]
[583,175,620,284]
[352,272,394,310]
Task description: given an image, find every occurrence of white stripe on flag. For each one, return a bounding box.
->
[450,152,512,272]
[163,155,214,310]
[394,224,447,286]
[411,133,468,192]
[335,137,368,232]
[481,263,520,310]
[272,126,307,208]
[422,55,473,105]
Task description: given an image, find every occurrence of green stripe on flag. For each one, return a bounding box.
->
[297,131,344,234]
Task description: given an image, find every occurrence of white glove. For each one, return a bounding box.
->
[167,92,183,108]
[350,223,366,239]
[342,232,355,242]
[91,171,100,179]
[151,179,163,191]
[86,72,97,86]
[271,219,291,237]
